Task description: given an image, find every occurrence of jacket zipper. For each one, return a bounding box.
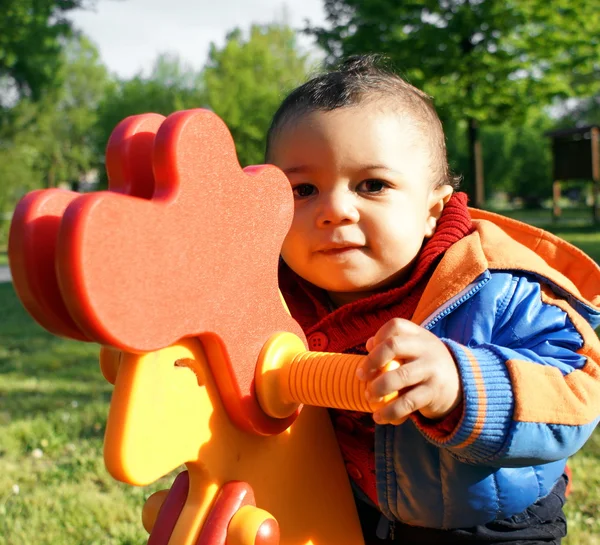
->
[389,520,396,540]
[421,275,490,330]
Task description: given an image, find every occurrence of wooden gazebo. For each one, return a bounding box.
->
[545,125,600,223]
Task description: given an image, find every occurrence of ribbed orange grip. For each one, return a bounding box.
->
[256,332,398,420]
[287,351,374,412]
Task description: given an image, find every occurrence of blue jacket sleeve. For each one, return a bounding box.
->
[414,274,600,467]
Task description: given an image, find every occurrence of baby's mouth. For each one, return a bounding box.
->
[316,244,364,256]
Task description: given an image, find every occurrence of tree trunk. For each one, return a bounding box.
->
[467,117,485,208]
[46,146,60,189]
[47,162,56,189]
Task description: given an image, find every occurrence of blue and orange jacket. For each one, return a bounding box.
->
[372,209,600,528]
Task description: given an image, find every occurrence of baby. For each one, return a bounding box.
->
[266,54,600,544]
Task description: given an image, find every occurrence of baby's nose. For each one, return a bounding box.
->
[317,192,359,226]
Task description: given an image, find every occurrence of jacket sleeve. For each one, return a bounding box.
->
[413,274,600,467]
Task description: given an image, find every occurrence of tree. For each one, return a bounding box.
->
[93,54,206,186]
[557,95,600,127]
[203,23,311,167]
[40,36,114,188]
[0,36,113,213]
[96,53,205,125]
[443,112,554,206]
[309,0,600,206]
[482,116,554,205]
[0,0,98,103]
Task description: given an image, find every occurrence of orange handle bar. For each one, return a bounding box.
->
[256,332,399,419]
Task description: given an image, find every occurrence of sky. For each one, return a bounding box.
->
[68,0,327,78]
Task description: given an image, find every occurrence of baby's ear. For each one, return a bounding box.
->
[425,184,454,237]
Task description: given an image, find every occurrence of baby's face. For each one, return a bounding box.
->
[270,102,451,306]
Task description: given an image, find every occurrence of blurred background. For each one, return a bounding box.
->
[0,1,599,544]
[1,0,600,245]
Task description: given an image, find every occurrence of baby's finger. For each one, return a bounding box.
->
[373,385,432,425]
[367,361,428,400]
[358,334,429,380]
[371,318,421,346]
[359,319,417,381]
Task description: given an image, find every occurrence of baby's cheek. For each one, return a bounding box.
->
[280,237,310,278]
[280,235,300,263]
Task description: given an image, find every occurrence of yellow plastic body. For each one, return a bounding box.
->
[101,338,363,545]
[256,332,398,419]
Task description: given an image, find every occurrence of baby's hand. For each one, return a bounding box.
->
[357,318,462,425]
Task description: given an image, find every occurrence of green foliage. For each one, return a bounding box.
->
[93,54,206,186]
[312,0,600,123]
[483,114,554,203]
[35,36,113,187]
[97,53,205,129]
[203,24,310,167]
[0,36,112,213]
[1,20,311,210]
[443,111,554,203]
[0,138,42,214]
[94,24,310,182]
[0,0,95,101]
[557,95,600,127]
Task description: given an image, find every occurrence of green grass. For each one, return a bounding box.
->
[1,217,8,261]
[0,215,599,544]
[567,432,600,544]
[0,283,171,544]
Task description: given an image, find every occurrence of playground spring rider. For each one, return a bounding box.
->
[9,109,400,545]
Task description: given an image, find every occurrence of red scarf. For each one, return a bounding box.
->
[279,192,473,504]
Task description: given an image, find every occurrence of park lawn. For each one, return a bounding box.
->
[0,282,173,544]
[0,216,599,544]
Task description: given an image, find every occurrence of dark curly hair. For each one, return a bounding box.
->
[265,54,460,189]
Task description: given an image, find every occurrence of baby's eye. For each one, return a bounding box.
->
[292,184,317,198]
[357,179,387,193]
